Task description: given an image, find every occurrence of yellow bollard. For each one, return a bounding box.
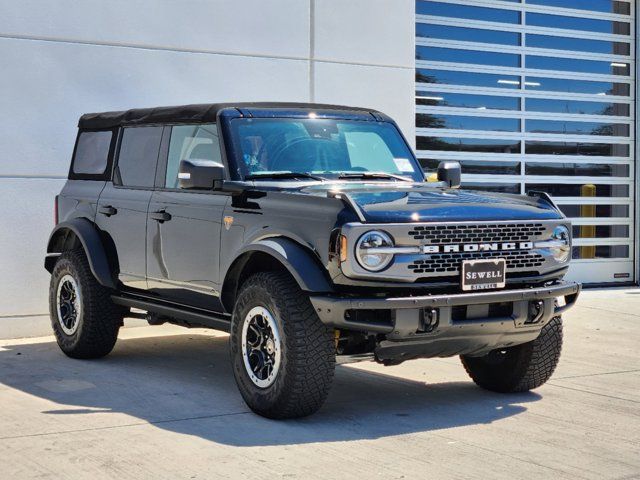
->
[580,184,596,259]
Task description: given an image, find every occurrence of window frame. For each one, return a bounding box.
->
[68,128,118,181]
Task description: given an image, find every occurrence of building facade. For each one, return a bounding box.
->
[415,0,637,285]
[0,0,636,337]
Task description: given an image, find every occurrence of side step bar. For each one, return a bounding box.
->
[112,294,231,332]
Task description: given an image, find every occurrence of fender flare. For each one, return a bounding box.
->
[221,237,334,311]
[45,218,117,289]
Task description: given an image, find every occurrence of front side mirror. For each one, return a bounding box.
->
[437,161,461,189]
[178,159,225,190]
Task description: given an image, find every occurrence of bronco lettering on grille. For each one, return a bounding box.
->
[422,242,534,254]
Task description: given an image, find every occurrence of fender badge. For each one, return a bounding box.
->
[223,216,234,230]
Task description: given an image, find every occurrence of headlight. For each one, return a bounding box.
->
[355,230,394,271]
[550,225,571,263]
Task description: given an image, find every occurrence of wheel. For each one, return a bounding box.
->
[460,316,563,393]
[49,249,123,359]
[230,272,335,419]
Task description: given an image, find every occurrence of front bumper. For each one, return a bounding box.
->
[310,281,580,361]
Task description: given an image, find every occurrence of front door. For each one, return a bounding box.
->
[95,126,163,290]
[146,123,228,310]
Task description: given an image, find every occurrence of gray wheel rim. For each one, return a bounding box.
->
[241,306,282,388]
[56,274,81,335]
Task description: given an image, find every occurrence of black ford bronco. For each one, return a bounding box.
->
[45,103,580,418]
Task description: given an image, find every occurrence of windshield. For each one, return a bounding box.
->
[227,118,424,182]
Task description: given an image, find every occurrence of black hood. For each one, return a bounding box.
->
[292,182,562,223]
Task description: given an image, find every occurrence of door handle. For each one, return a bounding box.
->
[98,205,117,217]
[150,210,172,223]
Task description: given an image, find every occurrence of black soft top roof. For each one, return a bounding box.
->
[78,102,380,129]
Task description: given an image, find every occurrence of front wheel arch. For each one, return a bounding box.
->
[221,238,334,313]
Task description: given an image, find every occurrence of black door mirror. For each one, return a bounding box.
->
[178,159,225,190]
[437,161,461,189]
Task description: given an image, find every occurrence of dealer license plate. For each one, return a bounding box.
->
[461,258,506,291]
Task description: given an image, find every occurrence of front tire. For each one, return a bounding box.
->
[230,272,335,419]
[49,249,123,359]
[461,316,563,393]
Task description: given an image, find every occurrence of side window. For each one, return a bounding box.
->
[72,130,112,175]
[166,124,221,189]
[115,126,163,188]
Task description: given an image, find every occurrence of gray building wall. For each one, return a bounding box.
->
[0,0,415,338]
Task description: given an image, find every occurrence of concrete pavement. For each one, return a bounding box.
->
[0,288,639,479]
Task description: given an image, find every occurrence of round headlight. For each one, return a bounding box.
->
[550,225,571,263]
[355,230,394,271]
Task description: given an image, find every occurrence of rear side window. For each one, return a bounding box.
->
[72,130,112,175]
[115,126,163,188]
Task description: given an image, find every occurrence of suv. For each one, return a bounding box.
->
[46,102,580,419]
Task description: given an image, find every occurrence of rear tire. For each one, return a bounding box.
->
[230,272,335,419]
[460,316,563,393]
[49,249,123,359]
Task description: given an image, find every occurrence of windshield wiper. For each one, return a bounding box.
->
[337,172,413,182]
[245,172,326,181]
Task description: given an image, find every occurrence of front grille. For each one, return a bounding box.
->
[408,223,546,244]
[408,250,545,274]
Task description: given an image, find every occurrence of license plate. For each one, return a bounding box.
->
[461,259,506,291]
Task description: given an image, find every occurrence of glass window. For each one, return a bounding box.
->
[527,55,629,76]
[417,91,521,110]
[527,12,630,35]
[525,77,630,96]
[573,225,629,238]
[526,120,630,136]
[463,182,521,193]
[228,118,423,182]
[526,141,629,156]
[421,158,521,175]
[527,0,630,15]
[416,69,521,89]
[525,183,630,197]
[560,204,630,217]
[416,23,520,46]
[115,127,163,188]
[527,34,630,56]
[417,136,522,153]
[165,124,221,189]
[526,98,630,117]
[417,114,520,131]
[416,1,521,23]
[73,131,112,175]
[572,245,629,259]
[525,162,630,177]
[417,46,520,67]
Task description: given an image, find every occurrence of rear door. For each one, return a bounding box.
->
[146,123,228,311]
[95,126,163,290]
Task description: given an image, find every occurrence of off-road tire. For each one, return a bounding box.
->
[460,316,563,393]
[230,272,335,419]
[49,249,122,359]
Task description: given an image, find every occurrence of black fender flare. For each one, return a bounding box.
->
[45,218,117,289]
[221,237,334,311]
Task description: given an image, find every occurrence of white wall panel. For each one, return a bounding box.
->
[0,1,416,337]
[0,0,310,59]
[314,61,415,144]
[314,0,414,68]
[0,178,65,316]
[0,39,310,177]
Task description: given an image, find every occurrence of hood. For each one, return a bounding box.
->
[293,182,562,223]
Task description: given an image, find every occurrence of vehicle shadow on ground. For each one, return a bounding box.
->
[0,332,540,446]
